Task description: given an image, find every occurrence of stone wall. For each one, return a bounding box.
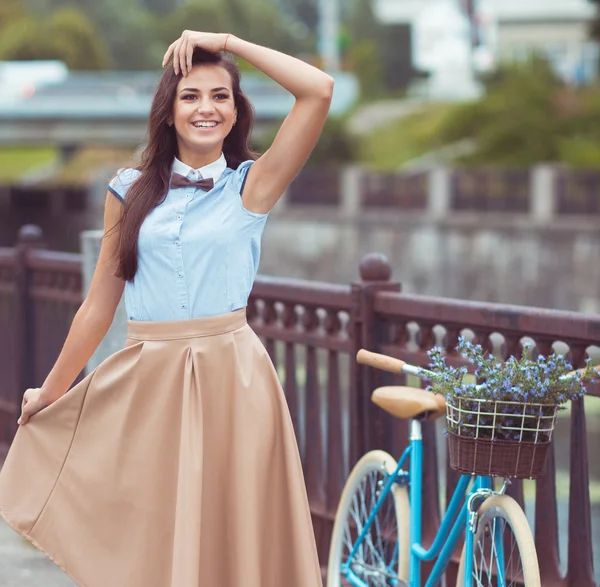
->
[261,166,600,313]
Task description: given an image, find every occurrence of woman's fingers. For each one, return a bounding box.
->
[162,41,177,68]
[179,38,190,76]
[18,401,31,425]
[18,390,29,425]
[186,40,194,75]
[17,388,49,425]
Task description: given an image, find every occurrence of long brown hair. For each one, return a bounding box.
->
[115,48,257,282]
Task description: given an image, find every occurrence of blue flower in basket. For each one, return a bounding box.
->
[426,336,597,443]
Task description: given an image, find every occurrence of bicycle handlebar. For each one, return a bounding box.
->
[356,349,433,378]
[356,349,407,373]
[357,348,590,384]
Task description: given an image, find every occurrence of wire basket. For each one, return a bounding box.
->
[445,397,558,479]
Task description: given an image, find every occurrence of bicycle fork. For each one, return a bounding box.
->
[463,479,512,586]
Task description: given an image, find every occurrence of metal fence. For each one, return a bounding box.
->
[1,225,598,586]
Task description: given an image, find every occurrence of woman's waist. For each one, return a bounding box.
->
[126,308,248,341]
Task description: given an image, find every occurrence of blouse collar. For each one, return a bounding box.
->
[172,153,227,183]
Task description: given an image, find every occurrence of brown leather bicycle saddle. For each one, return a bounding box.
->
[371,386,446,421]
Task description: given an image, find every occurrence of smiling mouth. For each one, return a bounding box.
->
[191,121,220,129]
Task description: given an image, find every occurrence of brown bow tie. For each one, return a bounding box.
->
[171,173,214,191]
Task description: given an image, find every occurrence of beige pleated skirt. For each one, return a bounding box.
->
[0,309,322,587]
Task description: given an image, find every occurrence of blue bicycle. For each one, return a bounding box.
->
[327,350,540,587]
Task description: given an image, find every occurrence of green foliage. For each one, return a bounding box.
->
[0,2,110,68]
[255,117,356,168]
[48,8,110,69]
[307,117,357,167]
[13,0,310,70]
[433,56,600,167]
[344,0,389,98]
[274,0,317,30]
[0,0,24,23]
[358,104,453,170]
[360,56,600,169]
[236,2,311,55]
[347,39,383,99]
[0,15,50,61]
[427,337,595,442]
[0,147,58,181]
[438,57,564,165]
[156,3,228,48]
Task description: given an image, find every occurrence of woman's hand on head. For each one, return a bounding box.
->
[18,387,53,425]
[162,31,228,76]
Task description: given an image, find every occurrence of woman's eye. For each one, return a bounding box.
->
[182,94,196,100]
[215,93,229,100]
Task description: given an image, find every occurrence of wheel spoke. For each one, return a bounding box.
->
[330,455,406,587]
[464,497,539,587]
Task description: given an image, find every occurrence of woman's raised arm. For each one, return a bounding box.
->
[163,31,334,214]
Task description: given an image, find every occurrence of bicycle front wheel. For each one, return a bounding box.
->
[327,450,410,587]
[456,494,541,587]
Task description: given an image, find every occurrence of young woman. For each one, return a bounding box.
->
[0,31,333,587]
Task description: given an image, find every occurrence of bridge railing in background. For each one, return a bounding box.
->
[555,168,600,215]
[285,165,600,220]
[0,226,598,587]
[0,225,82,450]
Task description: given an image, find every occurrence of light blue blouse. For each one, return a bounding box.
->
[108,154,269,321]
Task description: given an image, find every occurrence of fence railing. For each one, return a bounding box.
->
[1,225,599,586]
[285,165,600,219]
[0,225,82,449]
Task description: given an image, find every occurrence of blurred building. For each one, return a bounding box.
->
[374,0,598,85]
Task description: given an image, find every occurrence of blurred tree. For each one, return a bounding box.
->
[346,39,383,98]
[0,15,51,61]
[255,117,356,166]
[156,3,227,49]
[344,0,412,95]
[273,0,317,31]
[156,0,310,63]
[347,0,379,42]
[0,0,25,23]
[0,5,109,68]
[14,0,312,69]
[49,8,110,69]
[23,0,159,69]
[307,117,356,166]
[240,1,311,54]
[141,0,177,16]
[436,56,600,166]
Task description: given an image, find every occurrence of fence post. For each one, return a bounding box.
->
[349,253,400,464]
[530,164,556,224]
[428,167,451,220]
[340,165,363,219]
[14,225,44,424]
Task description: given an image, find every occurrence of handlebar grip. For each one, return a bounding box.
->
[356,349,406,374]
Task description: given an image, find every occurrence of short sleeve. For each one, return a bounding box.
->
[231,160,269,220]
[108,168,142,202]
[232,160,254,196]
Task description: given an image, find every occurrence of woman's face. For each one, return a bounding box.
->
[170,64,237,162]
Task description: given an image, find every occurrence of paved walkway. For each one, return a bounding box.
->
[0,519,75,587]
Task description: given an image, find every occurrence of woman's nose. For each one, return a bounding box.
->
[196,98,215,113]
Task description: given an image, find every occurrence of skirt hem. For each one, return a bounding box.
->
[0,508,83,587]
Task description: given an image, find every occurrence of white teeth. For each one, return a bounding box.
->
[193,122,217,128]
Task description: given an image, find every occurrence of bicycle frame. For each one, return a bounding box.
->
[343,418,493,587]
